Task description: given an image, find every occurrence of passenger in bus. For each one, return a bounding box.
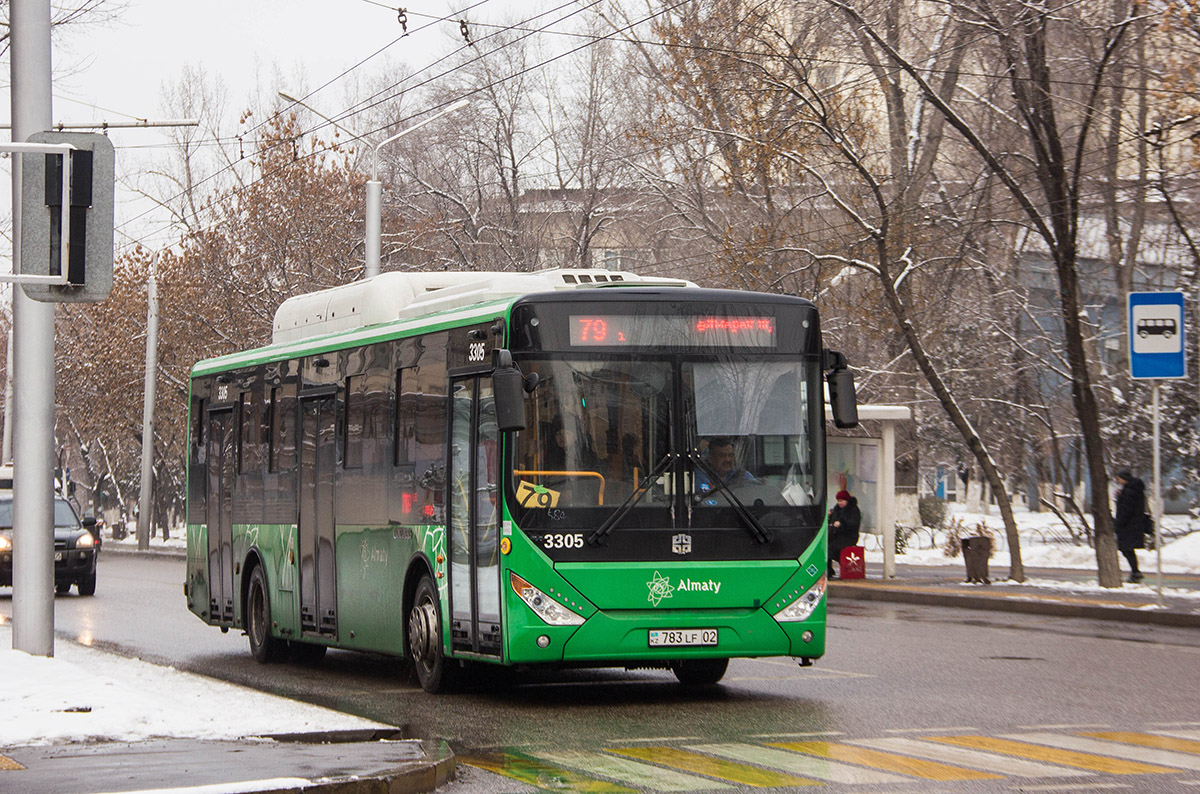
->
[695,437,758,503]
[828,490,861,578]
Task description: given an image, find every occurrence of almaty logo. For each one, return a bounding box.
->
[647,570,675,606]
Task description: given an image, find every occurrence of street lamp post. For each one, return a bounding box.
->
[278,93,468,279]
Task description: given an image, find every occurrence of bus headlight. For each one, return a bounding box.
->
[773,575,826,622]
[510,572,585,626]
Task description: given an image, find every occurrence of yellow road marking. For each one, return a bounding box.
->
[928,735,1180,774]
[611,746,823,787]
[768,741,1000,781]
[1084,733,1200,755]
[0,754,24,771]
[459,752,638,793]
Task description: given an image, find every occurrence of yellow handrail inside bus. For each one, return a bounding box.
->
[514,470,606,506]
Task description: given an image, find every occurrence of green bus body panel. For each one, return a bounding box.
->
[185,523,209,618]
[554,560,797,610]
[185,519,448,658]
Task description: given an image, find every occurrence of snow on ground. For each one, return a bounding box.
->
[0,622,387,749]
[863,503,1200,575]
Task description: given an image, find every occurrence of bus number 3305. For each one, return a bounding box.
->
[541,532,585,550]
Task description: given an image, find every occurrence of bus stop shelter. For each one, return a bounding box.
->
[826,404,911,579]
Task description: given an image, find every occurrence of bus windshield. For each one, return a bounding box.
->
[510,355,823,539]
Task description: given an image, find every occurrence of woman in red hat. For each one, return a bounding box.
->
[828,489,861,578]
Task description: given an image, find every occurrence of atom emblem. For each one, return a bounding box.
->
[647,570,674,606]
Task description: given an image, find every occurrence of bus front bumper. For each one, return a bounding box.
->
[507,607,824,664]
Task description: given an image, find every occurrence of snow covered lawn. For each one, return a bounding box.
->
[864,504,1200,575]
[0,623,387,748]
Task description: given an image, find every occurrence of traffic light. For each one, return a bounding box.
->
[19,131,114,303]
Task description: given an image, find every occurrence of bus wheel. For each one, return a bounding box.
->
[408,575,456,693]
[247,565,285,663]
[672,658,728,686]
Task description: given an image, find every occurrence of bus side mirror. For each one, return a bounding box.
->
[492,350,527,432]
[828,368,858,429]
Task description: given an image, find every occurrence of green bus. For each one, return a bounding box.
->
[185,269,857,692]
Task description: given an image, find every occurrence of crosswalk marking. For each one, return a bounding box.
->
[928,735,1180,775]
[1004,732,1200,771]
[688,742,910,784]
[1084,732,1200,755]
[767,740,1001,781]
[531,749,731,791]
[611,746,822,787]
[462,728,1200,792]
[1161,729,1200,742]
[459,752,638,793]
[850,737,1088,778]
[0,754,24,771]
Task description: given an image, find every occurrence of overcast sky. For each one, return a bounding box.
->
[2,0,531,256]
[52,1,448,126]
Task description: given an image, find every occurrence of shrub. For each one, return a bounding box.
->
[918,496,947,529]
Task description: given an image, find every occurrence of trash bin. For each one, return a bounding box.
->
[839,545,866,579]
[961,536,991,584]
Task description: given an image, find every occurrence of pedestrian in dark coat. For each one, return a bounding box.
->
[1113,469,1148,583]
[828,490,861,578]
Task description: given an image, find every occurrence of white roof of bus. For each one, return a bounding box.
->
[270,269,696,345]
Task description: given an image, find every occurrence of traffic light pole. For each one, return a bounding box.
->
[10,0,57,656]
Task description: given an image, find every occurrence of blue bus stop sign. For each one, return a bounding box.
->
[1128,291,1186,379]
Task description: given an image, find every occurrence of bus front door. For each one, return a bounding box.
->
[448,376,502,657]
[299,394,338,637]
[206,408,235,624]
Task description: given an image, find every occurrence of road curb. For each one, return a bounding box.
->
[829,581,1200,628]
[195,740,455,794]
[100,544,187,560]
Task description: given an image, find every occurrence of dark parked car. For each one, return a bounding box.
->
[0,495,98,595]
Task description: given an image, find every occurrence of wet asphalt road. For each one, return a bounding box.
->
[4,553,1200,792]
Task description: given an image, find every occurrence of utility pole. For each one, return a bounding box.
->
[137,255,159,550]
[10,0,56,655]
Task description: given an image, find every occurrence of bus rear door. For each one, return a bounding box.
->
[206,408,235,623]
[299,393,338,636]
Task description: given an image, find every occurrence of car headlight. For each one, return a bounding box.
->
[75,532,95,549]
[773,575,826,622]
[510,572,585,626]
[0,533,11,551]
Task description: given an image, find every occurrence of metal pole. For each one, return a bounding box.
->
[1152,381,1163,606]
[364,181,382,278]
[10,0,56,656]
[2,332,12,464]
[881,422,896,579]
[365,99,468,280]
[137,258,159,550]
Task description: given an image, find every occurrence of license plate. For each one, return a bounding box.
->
[648,628,718,647]
[54,552,63,562]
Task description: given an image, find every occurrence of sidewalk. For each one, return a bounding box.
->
[829,561,1200,628]
[3,735,455,794]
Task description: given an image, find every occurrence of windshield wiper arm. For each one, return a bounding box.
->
[587,453,676,546]
[689,453,773,544]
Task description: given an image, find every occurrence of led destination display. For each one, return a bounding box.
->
[569,314,777,348]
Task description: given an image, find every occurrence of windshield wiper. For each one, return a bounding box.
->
[689,452,773,544]
[587,453,676,546]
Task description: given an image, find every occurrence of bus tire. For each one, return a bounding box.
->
[672,658,728,686]
[408,575,456,693]
[247,565,285,663]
